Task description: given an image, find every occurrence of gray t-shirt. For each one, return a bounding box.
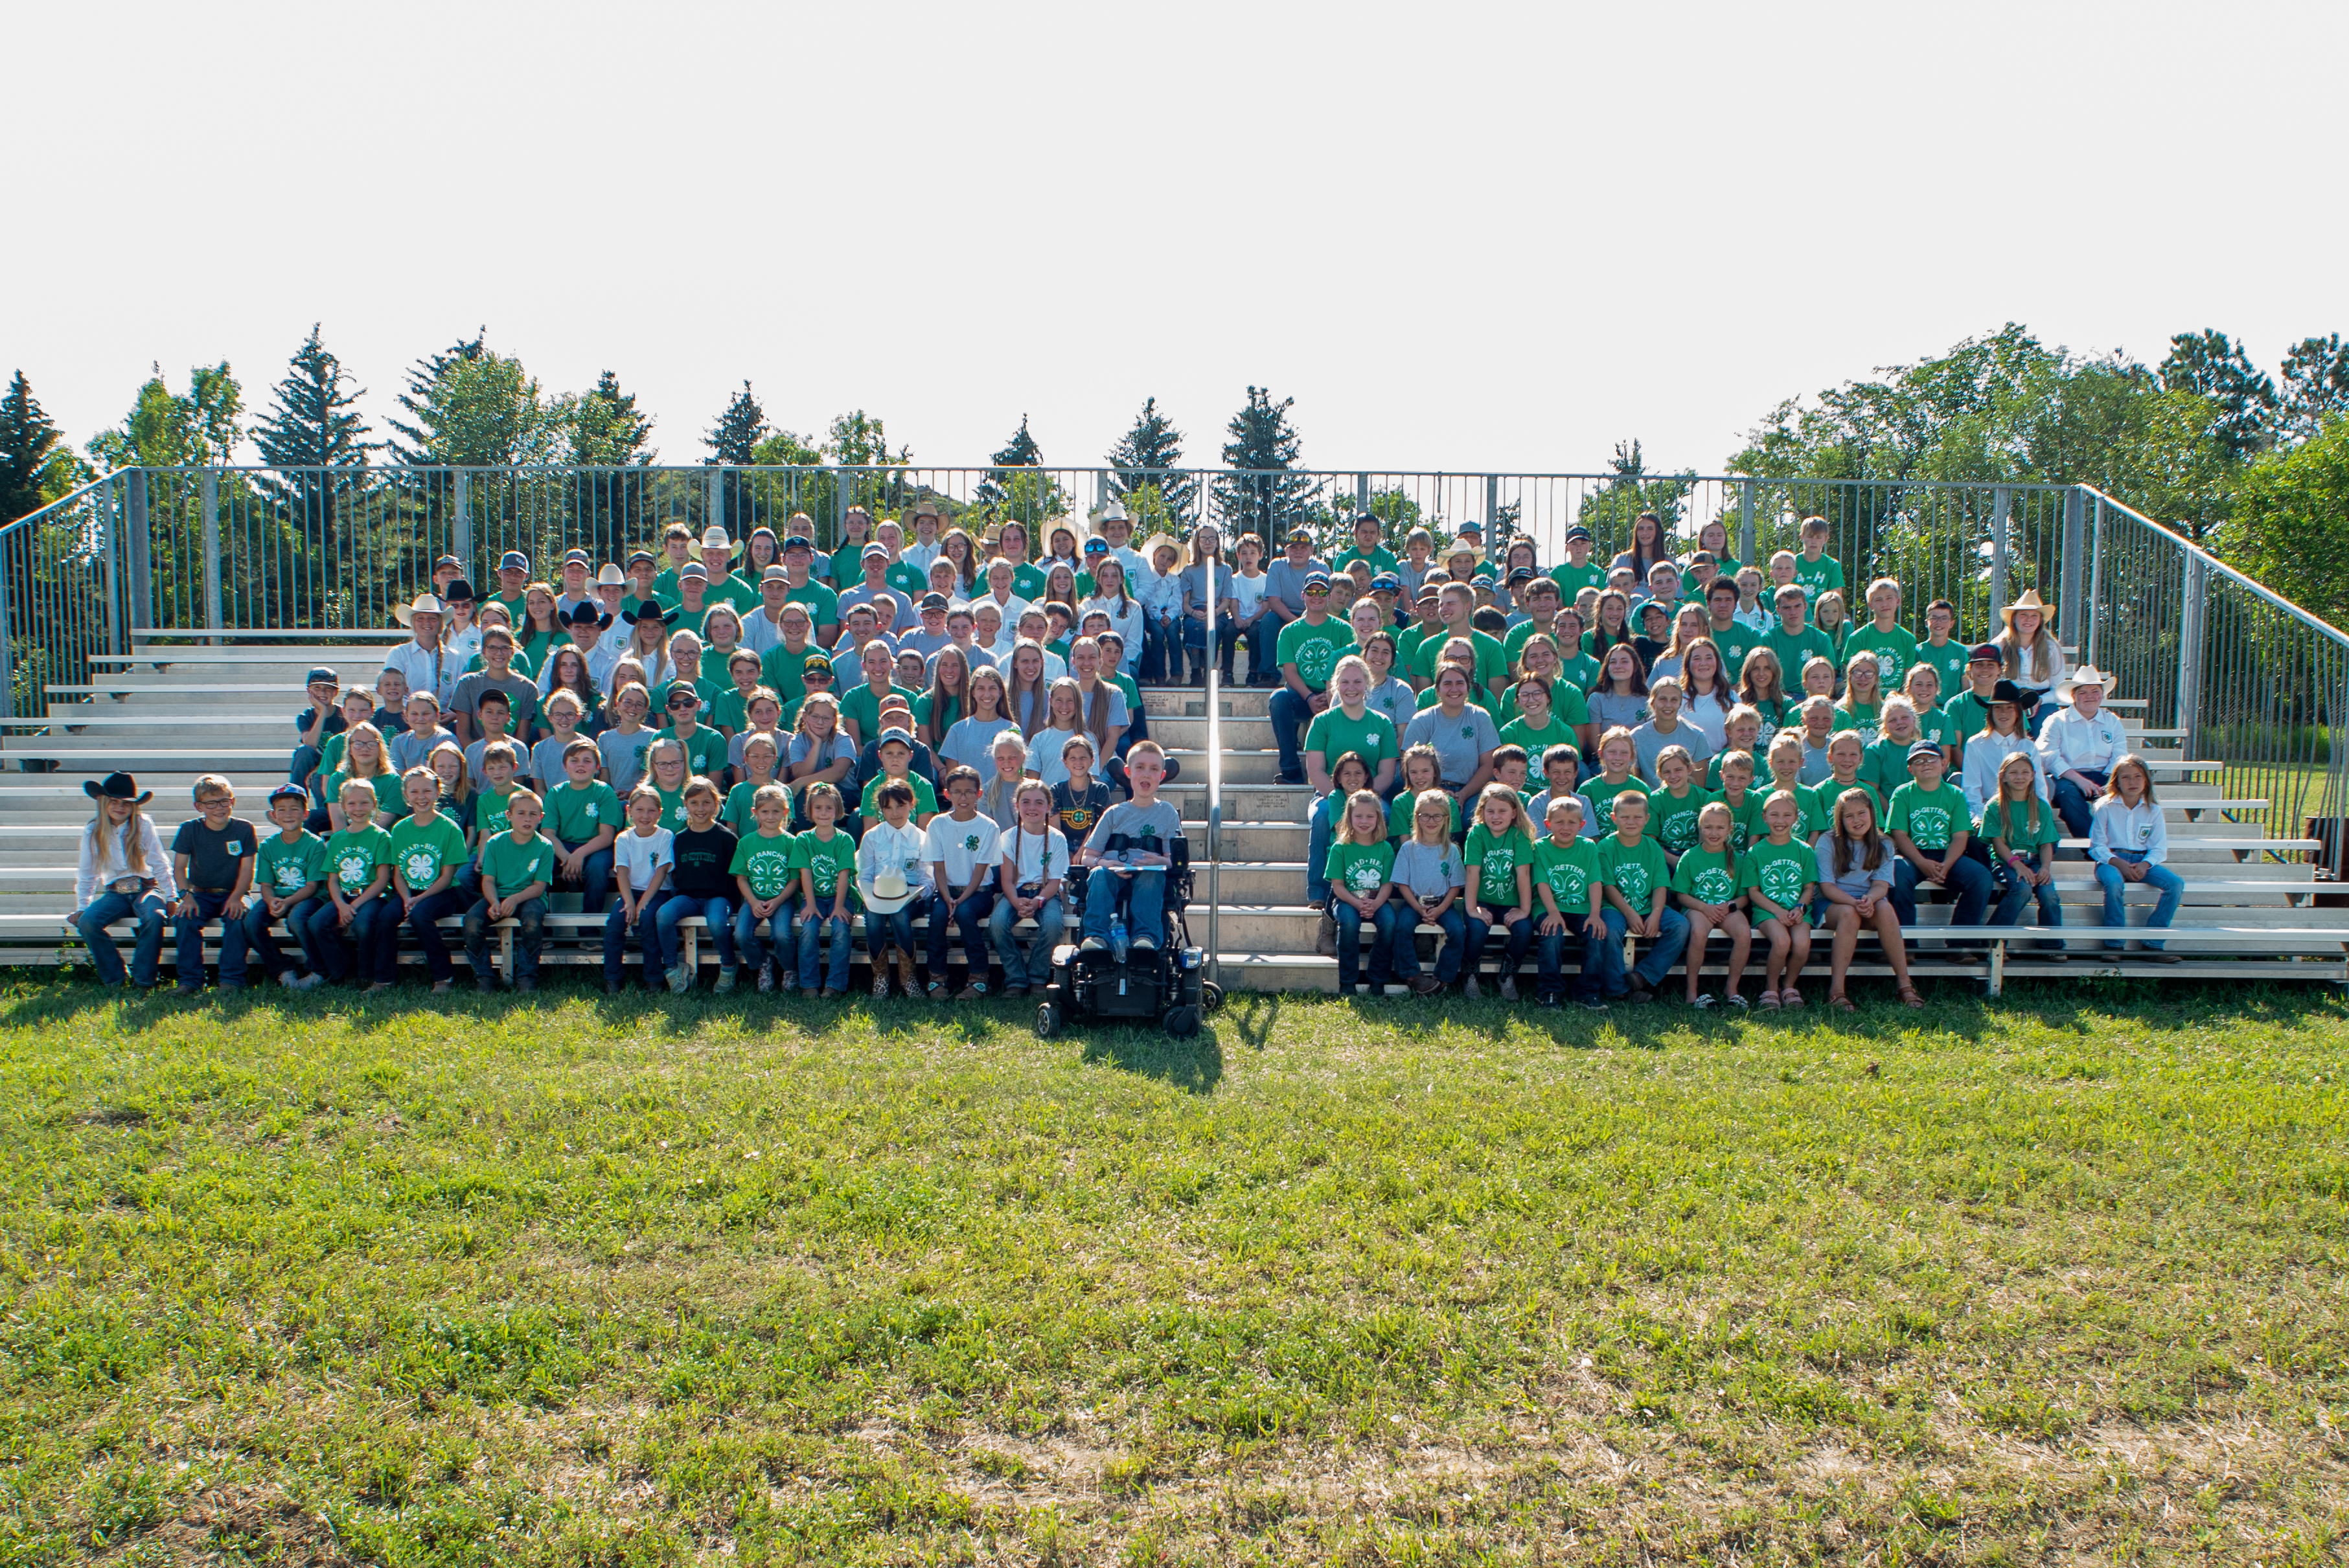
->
[598,727,654,793]
[1631,720,1715,786]
[530,734,593,790]
[1178,562,1235,617]
[1366,676,1416,734]
[839,584,913,624]
[896,628,954,661]
[451,670,540,736]
[1813,835,1894,902]
[1264,557,1329,619]
[1526,790,1601,839]
[463,736,527,790]
[1401,703,1502,788]
[1088,798,1184,866]
[1586,690,1649,733]
[941,716,1020,777]
[1388,838,1465,902]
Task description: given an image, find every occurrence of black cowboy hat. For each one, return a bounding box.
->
[1990,679,2027,706]
[84,771,152,805]
[562,601,612,630]
[623,602,682,628]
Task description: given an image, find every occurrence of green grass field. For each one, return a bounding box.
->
[3,977,2346,1565]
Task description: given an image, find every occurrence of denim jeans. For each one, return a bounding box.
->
[2051,768,2109,839]
[237,894,318,983]
[1890,852,1997,932]
[171,889,238,988]
[797,905,855,990]
[1082,866,1164,944]
[1141,614,1182,683]
[403,886,471,983]
[733,897,797,975]
[1537,920,1610,1001]
[1388,904,1465,984]
[2096,852,2183,950]
[602,889,674,987]
[1268,687,1316,783]
[1235,617,1275,683]
[1305,791,1340,906]
[862,904,916,967]
[74,889,167,987]
[290,742,322,788]
[463,895,546,981]
[656,892,737,973]
[557,839,613,914]
[1993,851,2067,948]
[1461,902,1534,983]
[1599,905,1691,994]
[920,885,994,983]
[1182,615,1239,674]
[1333,899,1401,992]
[989,894,1065,990]
[303,896,391,983]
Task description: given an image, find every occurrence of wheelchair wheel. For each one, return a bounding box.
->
[1163,1005,1199,1038]
[1201,981,1224,1012]
[1035,1002,1060,1038]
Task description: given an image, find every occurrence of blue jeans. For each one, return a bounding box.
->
[1268,687,1316,783]
[1890,852,1997,931]
[75,889,167,987]
[1389,904,1466,984]
[1306,791,1340,906]
[733,897,797,975]
[1082,866,1165,944]
[1141,613,1182,683]
[238,894,318,983]
[558,839,613,914]
[2025,696,2058,738]
[463,895,545,981]
[1334,899,1401,992]
[862,904,916,966]
[404,886,470,983]
[1236,617,1275,683]
[989,894,1066,990]
[656,892,737,973]
[171,889,238,988]
[1461,902,1534,982]
[290,742,322,788]
[1599,905,1691,994]
[602,889,674,987]
[303,896,391,983]
[921,885,995,983]
[1537,918,1610,1001]
[2051,768,2109,840]
[1993,851,2067,947]
[797,903,855,991]
[2096,852,2183,950]
[1182,615,1239,673]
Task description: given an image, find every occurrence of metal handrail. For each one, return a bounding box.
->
[2077,485,2349,650]
[0,473,116,536]
[1203,551,1222,994]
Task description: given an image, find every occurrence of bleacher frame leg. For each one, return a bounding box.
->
[1987,938,2005,999]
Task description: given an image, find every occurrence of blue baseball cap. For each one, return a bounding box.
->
[1301,571,1332,593]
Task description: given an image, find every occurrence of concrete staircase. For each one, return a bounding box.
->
[3,632,2344,991]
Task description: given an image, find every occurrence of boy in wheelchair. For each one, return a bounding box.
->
[1042,740,1213,1034]
[1077,741,1182,955]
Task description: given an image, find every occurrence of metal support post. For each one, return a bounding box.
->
[1739,479,1758,566]
[0,532,15,720]
[1355,473,1369,519]
[97,477,120,657]
[2085,496,2106,668]
[201,470,222,641]
[2176,551,2205,758]
[832,469,848,553]
[126,469,151,632]
[706,468,723,536]
[1095,470,1107,516]
[2060,487,2086,650]
[452,472,472,571]
[1988,485,2011,615]
[1485,475,1500,540]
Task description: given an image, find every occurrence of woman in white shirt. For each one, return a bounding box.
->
[1958,681,2053,817]
[72,774,178,988]
[1077,556,1146,678]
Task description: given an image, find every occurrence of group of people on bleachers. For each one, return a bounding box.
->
[67,502,2183,1006]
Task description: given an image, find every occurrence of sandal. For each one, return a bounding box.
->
[1897,986,1926,1008]
[1757,990,1781,1010]
[1780,985,1804,1008]
[1828,992,1856,1013]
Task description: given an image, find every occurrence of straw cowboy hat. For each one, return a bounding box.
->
[1444,536,1485,565]
[864,868,917,914]
[1999,589,2055,631]
[2056,665,2114,702]
[391,593,448,628]
[1138,534,1183,563]
[700,526,744,558]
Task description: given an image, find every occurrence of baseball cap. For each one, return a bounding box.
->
[1906,739,1943,762]
[1302,571,1332,592]
[499,551,529,572]
[268,783,309,806]
[1369,573,1401,593]
[680,561,709,582]
[1564,527,1592,543]
[877,727,915,749]
[1287,528,1313,544]
[1969,642,2002,663]
[919,591,950,611]
[664,679,700,706]
[761,564,790,584]
[627,549,656,568]
[562,548,591,566]
[803,653,834,675]
[433,554,462,572]
[304,666,338,687]
[1083,536,1107,554]
[782,534,813,553]
[862,542,889,560]
[1507,567,1535,585]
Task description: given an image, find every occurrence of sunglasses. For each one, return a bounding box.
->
[668,696,698,709]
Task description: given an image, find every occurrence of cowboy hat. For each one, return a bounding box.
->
[1138,534,1182,563]
[864,868,918,914]
[2056,665,2114,701]
[623,602,682,628]
[1999,589,2054,630]
[1093,499,1130,525]
[700,526,739,556]
[83,771,152,805]
[1445,538,1484,564]
[391,593,448,627]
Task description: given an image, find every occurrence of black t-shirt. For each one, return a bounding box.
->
[1050,779,1111,851]
[172,817,260,892]
[670,825,739,898]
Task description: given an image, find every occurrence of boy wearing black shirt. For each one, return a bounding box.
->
[661,777,742,992]
[169,774,261,994]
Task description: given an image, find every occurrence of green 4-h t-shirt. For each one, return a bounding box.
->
[722,778,781,836]
[1706,621,1759,683]
[1305,705,1397,773]
[476,785,521,840]
[860,771,939,820]
[1738,836,1816,913]
[1323,839,1395,898]
[1647,784,1715,858]
[1980,795,2061,852]
[1885,779,1972,854]
[790,828,858,908]
[547,780,622,845]
[1843,623,1918,690]
[1762,622,1836,687]
[1275,616,1354,692]
[654,723,728,781]
[1461,823,1535,907]
[478,831,557,900]
[1808,778,1884,833]
[1499,713,1581,768]
[1671,846,1739,905]
[1599,833,1670,911]
[1912,638,1971,703]
[323,824,390,898]
[388,812,468,892]
[1550,560,1609,601]
[729,829,799,900]
[1792,551,1845,603]
[1533,836,1605,918]
[1582,774,1651,839]
[255,830,327,898]
[1414,626,1507,692]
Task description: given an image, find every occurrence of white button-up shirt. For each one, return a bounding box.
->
[382,638,464,705]
[2087,794,2168,865]
[2035,703,2129,778]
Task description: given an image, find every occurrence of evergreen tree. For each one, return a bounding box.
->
[977,414,1050,517]
[2160,329,2277,462]
[567,370,657,465]
[388,329,486,464]
[398,353,562,466]
[2279,334,2349,445]
[1214,387,1320,540]
[1106,397,1198,523]
[253,325,374,470]
[0,372,63,525]
[704,382,768,466]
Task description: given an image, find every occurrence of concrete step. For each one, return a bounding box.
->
[1140,687,1274,719]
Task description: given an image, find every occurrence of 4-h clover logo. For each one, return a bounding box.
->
[1761,859,1804,903]
[963,833,981,852]
[402,851,436,883]
[337,853,368,884]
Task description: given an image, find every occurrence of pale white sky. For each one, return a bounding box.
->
[8,1,2345,478]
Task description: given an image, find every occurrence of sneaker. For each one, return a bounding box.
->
[1130,933,1159,953]
[1410,976,1442,997]
[1496,975,1518,1002]
[757,961,774,993]
[174,985,203,999]
[820,986,847,999]
[1462,975,1482,1000]
[430,979,453,995]
[1581,998,1610,1013]
[474,975,501,994]
[362,981,393,996]
[713,967,738,994]
[1079,936,1110,957]
[1690,992,1717,1010]
[513,977,536,994]
[275,970,299,991]
[668,961,694,994]
[1536,991,1559,1008]
[1627,987,1653,1005]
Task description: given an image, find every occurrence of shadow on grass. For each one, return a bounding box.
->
[1077,1025,1224,1094]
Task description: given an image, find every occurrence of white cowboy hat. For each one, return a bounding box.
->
[2056,665,2114,701]
[1094,499,1129,524]
[391,593,448,627]
[864,868,917,914]
[1138,533,1183,563]
[1999,589,2054,630]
